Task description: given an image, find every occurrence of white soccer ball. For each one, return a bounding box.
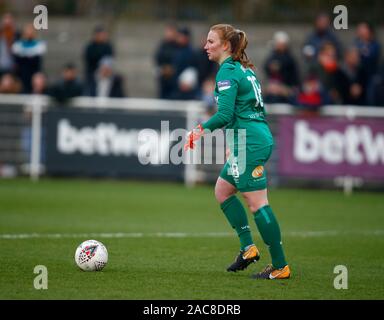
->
[75,240,108,271]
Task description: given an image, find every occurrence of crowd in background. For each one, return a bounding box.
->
[155,13,384,113]
[0,12,383,112]
[0,13,125,104]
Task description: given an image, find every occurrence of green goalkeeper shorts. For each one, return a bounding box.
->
[219,145,273,192]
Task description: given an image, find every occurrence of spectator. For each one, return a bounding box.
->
[263,31,299,103]
[12,23,46,93]
[0,72,21,93]
[293,74,331,114]
[0,13,19,76]
[312,42,349,104]
[340,47,368,105]
[87,56,125,98]
[353,22,381,84]
[154,23,179,99]
[171,66,199,100]
[83,25,114,92]
[31,72,49,95]
[49,63,84,103]
[302,13,343,65]
[200,76,216,115]
[367,63,384,106]
[171,26,198,97]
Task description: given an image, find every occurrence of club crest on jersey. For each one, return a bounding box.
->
[217,80,231,91]
[252,165,264,178]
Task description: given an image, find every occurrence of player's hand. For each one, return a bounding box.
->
[184,124,204,151]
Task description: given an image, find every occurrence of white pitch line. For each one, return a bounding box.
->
[0,230,383,239]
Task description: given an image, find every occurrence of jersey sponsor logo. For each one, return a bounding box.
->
[249,112,264,119]
[217,80,231,91]
[252,165,264,178]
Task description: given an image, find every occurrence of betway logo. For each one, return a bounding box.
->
[58,119,140,156]
[294,121,384,165]
[57,119,172,165]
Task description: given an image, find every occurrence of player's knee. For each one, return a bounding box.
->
[249,201,268,213]
[215,183,235,204]
[242,192,268,213]
[215,188,232,204]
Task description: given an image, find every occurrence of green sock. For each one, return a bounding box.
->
[254,205,287,269]
[220,195,253,251]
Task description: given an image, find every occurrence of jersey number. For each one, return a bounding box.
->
[247,75,264,108]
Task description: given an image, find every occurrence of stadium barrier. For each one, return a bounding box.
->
[0,94,383,191]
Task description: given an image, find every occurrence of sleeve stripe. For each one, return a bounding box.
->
[218,86,231,91]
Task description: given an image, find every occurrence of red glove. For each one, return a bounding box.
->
[184,124,204,151]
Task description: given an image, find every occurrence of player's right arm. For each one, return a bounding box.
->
[185,63,238,151]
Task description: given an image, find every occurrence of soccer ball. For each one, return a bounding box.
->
[75,240,108,271]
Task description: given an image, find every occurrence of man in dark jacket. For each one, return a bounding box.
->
[263,31,300,103]
[83,25,114,92]
[302,13,343,64]
[171,26,198,98]
[49,63,84,104]
[154,23,179,99]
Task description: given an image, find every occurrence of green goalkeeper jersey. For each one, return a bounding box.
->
[202,56,274,153]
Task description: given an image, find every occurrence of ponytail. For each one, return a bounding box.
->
[232,30,253,69]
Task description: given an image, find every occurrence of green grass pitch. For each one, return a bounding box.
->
[0,178,383,299]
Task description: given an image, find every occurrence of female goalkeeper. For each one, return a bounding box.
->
[185,24,290,279]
